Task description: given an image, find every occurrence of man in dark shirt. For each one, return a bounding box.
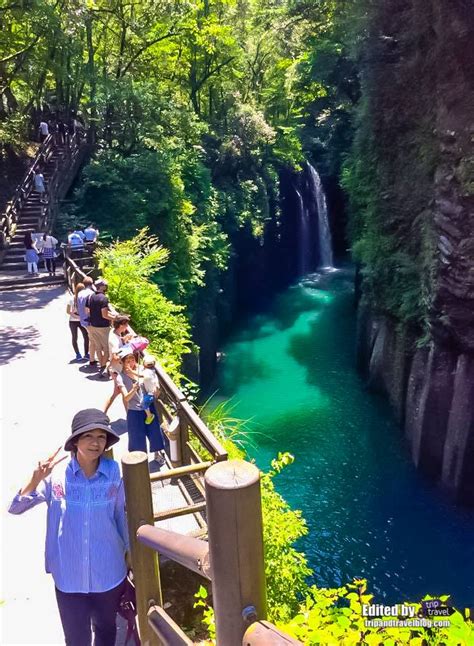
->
[86,279,114,377]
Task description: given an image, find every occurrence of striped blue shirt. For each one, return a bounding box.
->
[8,457,129,593]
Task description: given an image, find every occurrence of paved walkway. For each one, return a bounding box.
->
[0,286,135,645]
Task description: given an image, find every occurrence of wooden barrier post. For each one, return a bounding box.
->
[178,407,191,465]
[122,452,163,646]
[242,621,303,645]
[205,460,267,645]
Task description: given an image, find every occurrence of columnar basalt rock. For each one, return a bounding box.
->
[355,0,474,504]
[442,354,474,502]
[431,2,474,351]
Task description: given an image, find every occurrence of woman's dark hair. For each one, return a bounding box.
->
[23,232,33,248]
[113,315,130,329]
[43,233,47,241]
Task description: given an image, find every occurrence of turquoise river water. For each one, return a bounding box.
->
[215,268,474,607]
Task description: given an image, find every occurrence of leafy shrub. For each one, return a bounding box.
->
[279,582,473,645]
[95,228,192,378]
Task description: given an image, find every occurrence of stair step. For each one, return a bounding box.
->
[0,275,64,292]
[18,217,41,224]
[5,250,27,259]
[2,262,28,270]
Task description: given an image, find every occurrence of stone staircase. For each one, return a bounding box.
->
[0,135,88,292]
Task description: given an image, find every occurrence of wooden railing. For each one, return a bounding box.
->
[123,456,302,646]
[0,134,54,250]
[64,246,227,532]
[44,132,84,233]
[63,249,98,287]
[63,251,299,645]
[0,131,85,252]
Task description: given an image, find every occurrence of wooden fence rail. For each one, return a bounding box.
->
[62,238,300,644]
[132,459,303,646]
[0,132,84,253]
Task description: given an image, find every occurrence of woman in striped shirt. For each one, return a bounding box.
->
[8,409,129,646]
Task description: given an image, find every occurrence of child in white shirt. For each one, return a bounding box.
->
[142,354,159,425]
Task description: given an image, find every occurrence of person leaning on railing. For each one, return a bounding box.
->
[115,348,166,465]
[8,409,129,646]
[85,279,116,378]
[104,315,133,415]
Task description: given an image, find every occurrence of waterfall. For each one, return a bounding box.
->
[296,188,310,276]
[307,163,334,269]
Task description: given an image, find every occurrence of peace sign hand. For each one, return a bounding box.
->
[20,447,68,495]
[34,447,67,480]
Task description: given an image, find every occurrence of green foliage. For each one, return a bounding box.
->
[200,396,253,458]
[95,228,192,378]
[193,586,216,642]
[278,582,473,645]
[201,400,311,622]
[67,147,229,306]
[341,1,440,334]
[0,113,29,154]
[261,452,313,622]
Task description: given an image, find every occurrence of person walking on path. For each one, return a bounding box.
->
[8,408,128,646]
[84,224,99,243]
[116,350,165,463]
[86,279,115,377]
[67,282,90,361]
[39,232,58,275]
[24,231,40,275]
[34,170,47,204]
[104,316,132,415]
[76,277,96,366]
[38,120,49,142]
[56,119,67,145]
[67,228,85,259]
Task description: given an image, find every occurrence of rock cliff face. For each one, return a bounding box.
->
[359,311,474,504]
[355,1,474,504]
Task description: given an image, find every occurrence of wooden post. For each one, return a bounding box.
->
[242,621,303,645]
[122,451,163,646]
[205,460,267,646]
[166,415,183,468]
[178,407,190,465]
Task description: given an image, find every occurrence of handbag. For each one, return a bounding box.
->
[118,574,140,646]
[129,336,150,353]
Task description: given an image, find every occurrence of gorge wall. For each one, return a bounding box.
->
[349,0,474,504]
[194,162,338,389]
